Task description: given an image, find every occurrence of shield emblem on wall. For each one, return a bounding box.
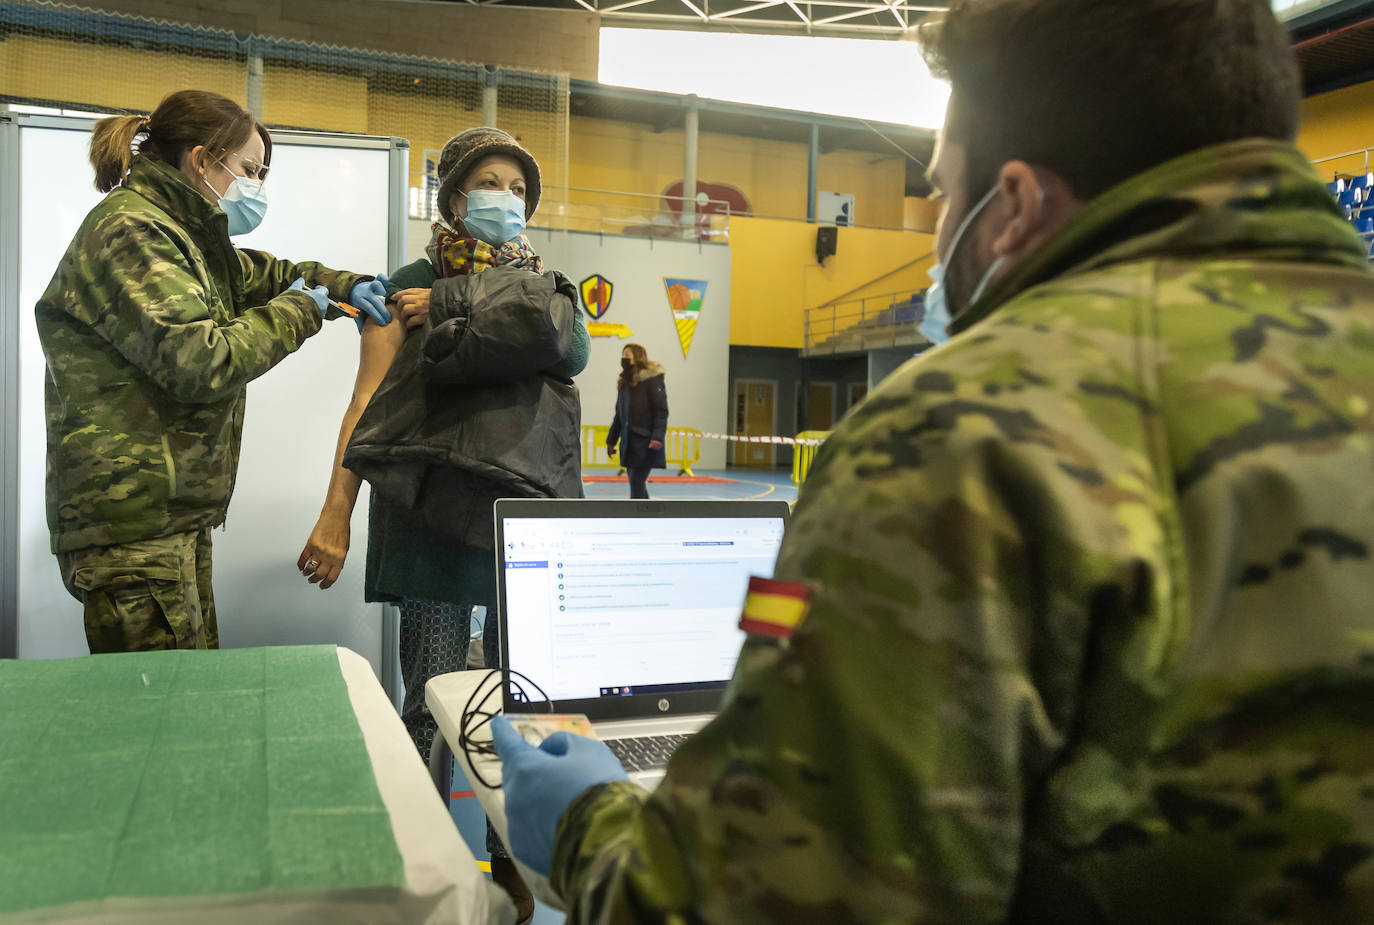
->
[580,274,614,319]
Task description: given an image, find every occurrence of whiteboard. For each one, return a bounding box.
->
[14,118,400,674]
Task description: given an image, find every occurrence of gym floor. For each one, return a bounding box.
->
[580,466,799,503]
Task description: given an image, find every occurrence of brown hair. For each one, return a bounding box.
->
[921,0,1300,203]
[618,343,651,389]
[89,90,272,193]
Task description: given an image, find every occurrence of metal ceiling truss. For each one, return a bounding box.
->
[411,0,949,37]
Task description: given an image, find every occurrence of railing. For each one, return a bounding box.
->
[581,426,702,477]
[804,287,931,356]
[791,431,831,486]
[1313,146,1373,182]
[411,182,732,243]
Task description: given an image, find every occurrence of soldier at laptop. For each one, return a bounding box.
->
[490,0,1374,920]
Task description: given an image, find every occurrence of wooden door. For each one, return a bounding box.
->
[848,382,868,412]
[806,382,836,431]
[732,380,776,468]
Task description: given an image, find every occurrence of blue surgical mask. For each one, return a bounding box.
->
[207,171,268,236]
[920,262,953,346]
[461,189,526,245]
[922,183,1005,346]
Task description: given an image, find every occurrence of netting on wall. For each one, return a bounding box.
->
[495,66,570,230]
[0,1,569,221]
[0,1,249,115]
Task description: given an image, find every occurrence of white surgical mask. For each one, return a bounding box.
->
[206,169,268,236]
[461,189,526,246]
[922,183,1005,347]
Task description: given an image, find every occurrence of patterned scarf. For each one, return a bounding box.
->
[425,221,543,278]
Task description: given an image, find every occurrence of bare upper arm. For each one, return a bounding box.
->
[352,316,406,404]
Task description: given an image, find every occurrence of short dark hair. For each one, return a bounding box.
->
[921,0,1301,202]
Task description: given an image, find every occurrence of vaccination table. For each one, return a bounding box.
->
[0,645,510,924]
[427,668,568,912]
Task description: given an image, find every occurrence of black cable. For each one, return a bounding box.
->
[456,667,554,790]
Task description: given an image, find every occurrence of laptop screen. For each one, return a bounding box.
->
[496,501,788,718]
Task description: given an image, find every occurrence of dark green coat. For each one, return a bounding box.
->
[36,156,366,553]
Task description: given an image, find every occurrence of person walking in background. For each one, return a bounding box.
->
[36,89,391,655]
[607,343,668,499]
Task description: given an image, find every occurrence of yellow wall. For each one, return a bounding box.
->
[569,116,907,228]
[2,32,903,228]
[0,33,567,193]
[1299,81,1374,178]
[1,36,243,115]
[730,216,934,348]
[904,196,940,233]
[263,65,369,135]
[36,0,600,80]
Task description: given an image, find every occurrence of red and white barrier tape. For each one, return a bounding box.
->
[699,432,828,447]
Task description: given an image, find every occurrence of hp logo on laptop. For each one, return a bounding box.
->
[658,698,670,712]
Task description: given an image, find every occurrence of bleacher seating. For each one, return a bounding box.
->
[806,291,929,354]
[1326,174,1374,259]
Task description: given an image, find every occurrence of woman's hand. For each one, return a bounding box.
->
[648,440,664,450]
[391,288,432,329]
[298,512,350,590]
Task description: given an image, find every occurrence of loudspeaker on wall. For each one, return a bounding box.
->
[816,226,838,264]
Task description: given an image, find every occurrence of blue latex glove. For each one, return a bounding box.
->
[350,274,392,330]
[287,276,329,318]
[490,715,629,876]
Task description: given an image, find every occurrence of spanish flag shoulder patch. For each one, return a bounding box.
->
[738,576,814,639]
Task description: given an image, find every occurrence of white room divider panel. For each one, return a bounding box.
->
[3,112,406,684]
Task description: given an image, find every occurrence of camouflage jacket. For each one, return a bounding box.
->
[550,139,1374,923]
[36,156,367,553]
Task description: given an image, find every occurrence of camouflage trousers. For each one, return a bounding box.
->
[59,528,218,654]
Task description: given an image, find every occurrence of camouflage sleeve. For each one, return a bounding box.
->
[549,313,1175,923]
[71,212,324,403]
[236,247,370,307]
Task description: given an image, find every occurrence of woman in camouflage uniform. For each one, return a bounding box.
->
[36,89,391,654]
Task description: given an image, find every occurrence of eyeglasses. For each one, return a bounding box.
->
[219,150,269,183]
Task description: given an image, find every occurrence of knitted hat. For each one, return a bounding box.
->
[436,126,541,225]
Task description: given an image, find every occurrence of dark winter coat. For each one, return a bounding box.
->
[608,362,669,470]
[344,266,584,549]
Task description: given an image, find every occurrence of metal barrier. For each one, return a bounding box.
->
[665,428,701,477]
[581,426,702,477]
[582,425,618,471]
[791,431,832,486]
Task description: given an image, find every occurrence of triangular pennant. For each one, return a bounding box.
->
[664,278,707,358]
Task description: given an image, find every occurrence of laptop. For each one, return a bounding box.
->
[495,498,790,788]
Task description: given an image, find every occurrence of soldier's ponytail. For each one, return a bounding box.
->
[88,90,271,194]
[90,114,148,193]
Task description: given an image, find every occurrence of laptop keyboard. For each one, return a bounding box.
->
[604,733,691,773]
